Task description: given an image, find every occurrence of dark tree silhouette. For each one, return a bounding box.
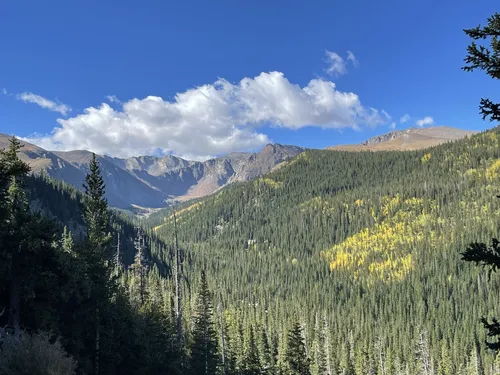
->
[463,13,500,122]
[462,12,500,351]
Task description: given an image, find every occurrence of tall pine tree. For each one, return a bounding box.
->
[82,153,113,375]
[190,270,219,375]
[285,320,311,375]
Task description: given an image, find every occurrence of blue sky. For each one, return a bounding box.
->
[0,0,498,160]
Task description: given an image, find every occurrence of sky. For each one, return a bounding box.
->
[0,0,498,161]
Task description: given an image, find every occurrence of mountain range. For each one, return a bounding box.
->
[0,125,475,209]
[0,134,303,209]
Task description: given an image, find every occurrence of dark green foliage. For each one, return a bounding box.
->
[190,270,219,375]
[0,140,181,374]
[285,321,310,375]
[0,137,59,334]
[243,325,261,375]
[258,326,273,374]
[462,11,500,355]
[83,153,110,248]
[463,12,500,122]
[146,123,500,373]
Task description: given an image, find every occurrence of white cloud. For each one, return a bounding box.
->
[347,51,359,67]
[400,114,410,123]
[389,122,396,129]
[415,116,434,127]
[25,71,390,161]
[16,92,71,115]
[324,51,347,76]
[324,50,360,77]
[106,95,122,104]
[2,88,7,95]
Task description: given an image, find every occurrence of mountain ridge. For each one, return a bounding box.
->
[0,134,303,209]
[328,126,477,151]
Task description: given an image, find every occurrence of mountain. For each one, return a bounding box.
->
[0,134,303,209]
[327,126,477,151]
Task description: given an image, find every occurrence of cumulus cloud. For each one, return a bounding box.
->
[25,71,390,160]
[17,92,71,115]
[400,114,410,124]
[416,116,434,127]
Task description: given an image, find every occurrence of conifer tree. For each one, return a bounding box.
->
[463,12,500,122]
[1,138,30,333]
[311,314,326,375]
[0,137,56,335]
[190,270,219,375]
[244,325,261,375]
[438,340,453,375]
[416,331,434,375]
[285,320,311,375]
[82,153,113,375]
[130,226,148,307]
[60,226,74,254]
[258,326,273,374]
[461,12,500,353]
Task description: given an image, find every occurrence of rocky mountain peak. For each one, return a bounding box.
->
[0,133,304,209]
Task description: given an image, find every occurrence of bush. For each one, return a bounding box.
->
[0,330,77,375]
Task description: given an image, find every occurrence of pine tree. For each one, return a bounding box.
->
[83,153,111,251]
[60,226,74,254]
[467,338,485,375]
[82,153,113,375]
[258,326,273,374]
[437,340,453,375]
[285,320,311,375]
[416,331,434,375]
[0,137,45,335]
[218,297,228,375]
[463,12,500,122]
[190,270,219,375]
[311,314,326,375]
[339,341,355,375]
[130,226,148,307]
[243,324,261,375]
[461,13,500,353]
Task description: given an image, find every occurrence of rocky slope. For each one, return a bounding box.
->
[328,126,477,151]
[0,134,303,209]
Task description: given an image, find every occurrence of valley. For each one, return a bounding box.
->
[1,5,499,375]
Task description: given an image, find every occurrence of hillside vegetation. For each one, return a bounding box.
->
[150,126,500,373]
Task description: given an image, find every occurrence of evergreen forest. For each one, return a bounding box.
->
[0,11,500,375]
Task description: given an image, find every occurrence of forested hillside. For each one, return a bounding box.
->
[150,126,500,374]
[0,138,183,374]
[6,124,500,374]
[1,11,499,374]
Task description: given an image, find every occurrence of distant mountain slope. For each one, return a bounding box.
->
[328,126,477,151]
[0,134,303,209]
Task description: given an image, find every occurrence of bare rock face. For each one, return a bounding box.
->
[361,130,409,146]
[328,126,477,152]
[0,134,303,209]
